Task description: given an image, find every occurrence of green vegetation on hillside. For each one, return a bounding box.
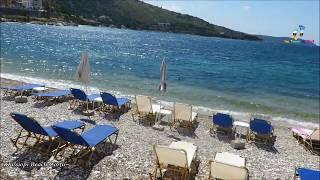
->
[46,0,261,40]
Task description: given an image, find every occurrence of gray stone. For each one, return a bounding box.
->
[231,140,246,149]
[15,96,28,103]
[82,110,94,116]
[1,87,319,179]
[152,124,164,131]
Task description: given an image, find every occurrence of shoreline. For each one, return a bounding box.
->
[0,15,261,41]
[1,73,319,129]
[0,75,319,179]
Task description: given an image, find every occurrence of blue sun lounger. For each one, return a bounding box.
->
[10,112,85,154]
[100,92,131,113]
[70,88,100,109]
[294,167,320,180]
[33,89,71,102]
[52,124,119,166]
[248,118,275,144]
[2,83,45,96]
[211,113,234,135]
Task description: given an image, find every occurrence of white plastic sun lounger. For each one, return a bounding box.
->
[208,152,249,180]
[133,95,172,124]
[153,141,198,179]
[172,102,198,130]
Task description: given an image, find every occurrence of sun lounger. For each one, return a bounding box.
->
[153,141,198,179]
[172,102,197,130]
[10,112,85,154]
[208,152,249,180]
[33,89,71,102]
[132,95,172,125]
[210,113,234,136]
[294,167,320,180]
[248,118,275,144]
[132,95,156,124]
[291,127,314,142]
[52,124,119,166]
[100,92,131,113]
[303,129,320,154]
[292,127,320,154]
[70,88,100,110]
[2,83,45,96]
[292,127,313,138]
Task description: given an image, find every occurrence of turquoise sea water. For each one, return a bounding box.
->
[1,22,319,123]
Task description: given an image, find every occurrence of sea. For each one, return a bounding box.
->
[1,22,319,126]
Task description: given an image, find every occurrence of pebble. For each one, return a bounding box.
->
[1,89,319,179]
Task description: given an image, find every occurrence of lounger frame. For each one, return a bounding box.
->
[11,127,56,154]
[69,88,92,110]
[247,118,275,144]
[293,167,300,180]
[210,113,234,137]
[54,127,119,166]
[293,167,320,180]
[207,152,249,180]
[10,113,85,155]
[207,160,249,180]
[171,102,197,131]
[99,92,131,114]
[132,95,157,125]
[2,84,44,97]
[304,129,320,155]
[153,145,192,180]
[33,90,72,104]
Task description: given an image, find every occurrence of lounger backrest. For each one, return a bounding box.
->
[52,126,89,147]
[174,103,192,122]
[311,129,320,141]
[154,145,188,168]
[213,113,233,128]
[101,92,118,106]
[297,168,320,179]
[10,112,48,135]
[209,161,249,180]
[136,95,152,114]
[70,88,88,101]
[250,118,272,134]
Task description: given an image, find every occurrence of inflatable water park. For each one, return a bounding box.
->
[284,25,315,45]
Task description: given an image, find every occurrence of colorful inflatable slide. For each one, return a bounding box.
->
[284,25,315,45]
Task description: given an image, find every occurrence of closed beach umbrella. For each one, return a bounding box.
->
[76,49,90,84]
[156,59,167,121]
[159,59,167,94]
[76,49,90,111]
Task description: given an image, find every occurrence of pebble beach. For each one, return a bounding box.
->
[0,78,319,180]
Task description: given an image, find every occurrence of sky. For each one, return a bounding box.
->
[143,0,320,45]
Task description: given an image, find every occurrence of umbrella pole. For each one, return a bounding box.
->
[84,83,89,112]
[86,101,89,112]
[86,84,89,112]
[157,92,163,123]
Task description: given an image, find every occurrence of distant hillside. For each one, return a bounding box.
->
[257,35,289,43]
[44,0,261,41]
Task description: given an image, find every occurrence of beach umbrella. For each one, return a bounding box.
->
[76,49,90,111]
[156,59,167,122]
[76,49,90,84]
[159,59,167,94]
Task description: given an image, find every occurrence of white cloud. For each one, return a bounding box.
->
[241,5,251,10]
